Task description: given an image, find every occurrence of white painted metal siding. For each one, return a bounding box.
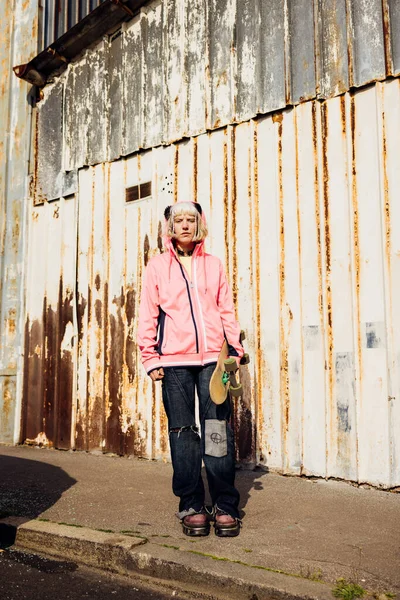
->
[22,79,400,487]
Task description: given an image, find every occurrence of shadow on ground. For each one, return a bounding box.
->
[0,454,76,548]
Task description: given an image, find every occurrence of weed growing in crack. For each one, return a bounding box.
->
[332,578,366,599]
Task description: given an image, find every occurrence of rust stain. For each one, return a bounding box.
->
[143,233,150,266]
[340,94,346,136]
[32,110,45,205]
[320,102,334,466]
[223,129,230,275]
[272,112,283,125]
[1,377,13,423]
[6,308,17,336]
[125,286,136,384]
[21,279,74,450]
[230,127,238,314]
[381,101,393,343]
[294,108,305,470]
[253,123,264,460]
[57,279,74,449]
[11,200,20,254]
[350,95,362,394]
[277,117,290,468]
[106,287,125,455]
[157,220,163,253]
[382,1,393,77]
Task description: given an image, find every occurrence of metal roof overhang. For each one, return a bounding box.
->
[13,0,147,87]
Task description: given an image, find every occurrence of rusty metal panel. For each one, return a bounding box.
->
[22,205,47,444]
[348,86,390,485]
[229,123,257,464]
[378,79,400,486]
[163,0,186,143]
[320,95,358,482]
[141,1,164,149]
[235,0,260,123]
[36,81,78,201]
[21,195,76,449]
[35,0,400,175]
[86,165,108,450]
[64,59,90,169]
[294,102,327,477]
[108,31,124,161]
[316,0,349,98]
[287,0,317,104]
[257,0,286,115]
[386,0,400,75]
[207,0,236,129]
[184,0,207,137]
[87,42,108,166]
[75,167,92,451]
[123,15,143,154]
[0,0,39,444]
[347,0,386,87]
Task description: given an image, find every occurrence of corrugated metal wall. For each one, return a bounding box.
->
[22,79,400,487]
[33,0,400,202]
[0,1,39,443]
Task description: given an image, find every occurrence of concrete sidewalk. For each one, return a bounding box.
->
[0,446,399,599]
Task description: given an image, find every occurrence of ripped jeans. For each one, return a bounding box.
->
[161,364,240,519]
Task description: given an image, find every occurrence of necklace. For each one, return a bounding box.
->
[176,247,194,257]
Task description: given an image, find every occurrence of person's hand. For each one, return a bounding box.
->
[149,368,164,381]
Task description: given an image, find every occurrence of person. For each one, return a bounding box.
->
[137,201,244,537]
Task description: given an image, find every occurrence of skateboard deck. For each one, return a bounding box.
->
[209,334,249,405]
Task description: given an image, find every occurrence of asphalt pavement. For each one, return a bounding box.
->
[0,445,399,600]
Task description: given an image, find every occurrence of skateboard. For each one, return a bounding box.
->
[209,331,250,405]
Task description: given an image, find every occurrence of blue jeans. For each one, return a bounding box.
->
[161,364,240,519]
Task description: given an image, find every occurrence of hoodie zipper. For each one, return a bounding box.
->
[177,261,199,353]
[193,258,208,352]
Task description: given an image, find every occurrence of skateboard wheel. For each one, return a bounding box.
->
[224,358,237,372]
[229,384,242,397]
[240,353,250,365]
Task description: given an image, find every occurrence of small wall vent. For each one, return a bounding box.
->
[125,182,152,203]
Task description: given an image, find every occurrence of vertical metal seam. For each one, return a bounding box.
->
[230,125,238,314]
[375,82,394,484]
[320,100,333,479]
[381,0,393,77]
[345,0,355,87]
[252,120,263,464]
[223,129,230,276]
[293,106,305,475]
[348,93,361,480]
[283,0,291,106]
[277,114,289,472]
[103,161,111,452]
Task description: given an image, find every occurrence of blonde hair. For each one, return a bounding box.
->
[165,202,208,242]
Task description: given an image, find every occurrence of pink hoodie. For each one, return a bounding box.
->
[137,206,243,374]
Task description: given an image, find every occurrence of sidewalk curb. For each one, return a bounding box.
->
[1,518,334,600]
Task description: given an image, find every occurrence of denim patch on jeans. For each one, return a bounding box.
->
[204,419,227,458]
